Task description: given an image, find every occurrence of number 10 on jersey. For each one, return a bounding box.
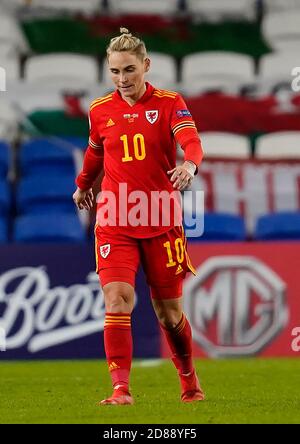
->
[121,134,146,162]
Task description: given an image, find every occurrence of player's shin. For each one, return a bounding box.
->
[160,312,205,401]
[160,313,194,376]
[103,312,132,393]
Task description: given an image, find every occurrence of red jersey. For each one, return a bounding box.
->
[76,82,203,238]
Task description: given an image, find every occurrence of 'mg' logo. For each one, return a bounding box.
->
[184,256,288,357]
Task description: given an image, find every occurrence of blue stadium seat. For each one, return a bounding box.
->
[16,175,76,214]
[14,213,86,243]
[20,138,76,176]
[0,141,10,177]
[60,136,87,150]
[0,217,8,243]
[255,212,300,240]
[0,180,11,216]
[185,212,246,241]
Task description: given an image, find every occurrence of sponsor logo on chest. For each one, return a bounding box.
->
[123,113,139,123]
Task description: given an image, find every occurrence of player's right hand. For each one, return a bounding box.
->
[73,187,94,211]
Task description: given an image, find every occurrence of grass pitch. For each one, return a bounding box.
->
[0,358,299,424]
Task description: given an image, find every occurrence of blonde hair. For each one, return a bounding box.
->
[106,27,147,61]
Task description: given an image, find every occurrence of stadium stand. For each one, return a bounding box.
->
[0,217,8,243]
[108,0,179,15]
[0,0,299,242]
[261,10,300,50]
[255,212,300,240]
[0,54,19,82]
[185,0,256,21]
[16,175,77,215]
[24,53,100,85]
[186,213,247,241]
[24,111,89,138]
[19,139,77,177]
[255,131,300,159]
[0,99,19,142]
[181,52,255,96]
[263,0,300,12]
[0,41,19,57]
[200,132,251,158]
[16,0,103,15]
[0,141,10,176]
[0,11,28,54]
[185,92,300,135]
[102,51,178,87]
[0,180,11,217]
[14,213,86,242]
[259,51,300,84]
[20,14,270,58]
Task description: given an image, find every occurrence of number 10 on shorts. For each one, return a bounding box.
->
[163,238,185,268]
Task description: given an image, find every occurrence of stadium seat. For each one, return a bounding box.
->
[263,37,300,52]
[7,81,107,116]
[0,12,28,54]
[14,213,86,243]
[5,81,101,116]
[264,0,300,12]
[0,217,8,243]
[0,180,11,216]
[20,138,76,176]
[108,0,179,15]
[181,77,242,96]
[259,51,300,85]
[0,141,10,176]
[22,0,101,14]
[185,212,246,241]
[16,175,76,215]
[146,52,178,88]
[200,132,251,158]
[59,136,87,150]
[262,11,300,51]
[7,82,67,115]
[185,0,256,21]
[181,52,254,96]
[0,99,19,142]
[0,41,18,57]
[0,54,20,82]
[255,131,300,159]
[24,54,99,86]
[255,212,300,240]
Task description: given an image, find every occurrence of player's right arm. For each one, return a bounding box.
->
[73,106,104,210]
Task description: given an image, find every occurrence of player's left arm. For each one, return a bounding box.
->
[73,105,104,210]
[168,94,203,191]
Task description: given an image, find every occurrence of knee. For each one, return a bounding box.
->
[156,307,182,329]
[103,283,134,313]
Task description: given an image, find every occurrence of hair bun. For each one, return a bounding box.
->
[120,27,131,36]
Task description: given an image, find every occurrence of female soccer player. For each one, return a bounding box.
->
[73,28,204,405]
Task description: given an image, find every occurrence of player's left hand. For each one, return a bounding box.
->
[167,161,196,191]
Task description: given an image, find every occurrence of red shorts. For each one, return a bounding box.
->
[94,225,196,299]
